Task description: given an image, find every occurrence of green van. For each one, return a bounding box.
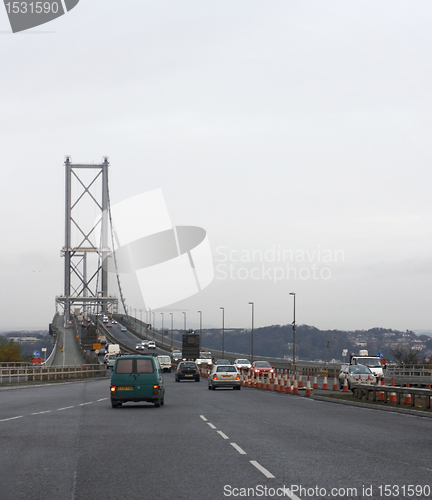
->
[110,355,165,408]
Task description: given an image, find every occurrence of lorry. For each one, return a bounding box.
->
[182,331,200,361]
[350,350,386,379]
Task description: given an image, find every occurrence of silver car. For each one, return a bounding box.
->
[339,365,376,390]
[208,365,241,390]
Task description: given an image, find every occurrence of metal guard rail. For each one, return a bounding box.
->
[0,364,106,383]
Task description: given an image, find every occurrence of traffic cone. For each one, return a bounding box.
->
[279,370,287,392]
[342,374,349,392]
[265,374,271,390]
[322,373,328,390]
[379,376,386,401]
[285,373,292,394]
[293,373,299,395]
[273,370,279,391]
[298,372,303,388]
[305,374,312,396]
[332,374,338,391]
[313,372,318,389]
[404,383,412,405]
[389,377,397,402]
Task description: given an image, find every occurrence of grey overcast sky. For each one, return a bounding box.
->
[1,1,431,332]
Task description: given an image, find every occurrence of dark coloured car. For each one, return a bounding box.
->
[175,361,200,382]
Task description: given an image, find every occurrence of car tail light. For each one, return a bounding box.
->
[213,374,218,380]
[110,386,116,393]
[236,374,240,380]
[196,368,199,373]
[178,369,182,373]
[153,385,159,394]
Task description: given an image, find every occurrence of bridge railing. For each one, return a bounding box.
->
[0,364,106,383]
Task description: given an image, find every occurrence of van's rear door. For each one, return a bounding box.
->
[134,358,161,397]
[113,358,135,396]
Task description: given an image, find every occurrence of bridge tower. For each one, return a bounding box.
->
[56,156,118,325]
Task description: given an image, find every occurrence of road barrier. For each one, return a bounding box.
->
[352,382,432,409]
[0,364,106,383]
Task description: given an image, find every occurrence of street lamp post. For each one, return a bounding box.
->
[289,292,296,371]
[220,307,225,358]
[182,312,186,334]
[248,302,254,363]
[170,313,173,350]
[161,312,164,348]
[198,310,202,349]
[152,312,155,340]
[325,341,331,367]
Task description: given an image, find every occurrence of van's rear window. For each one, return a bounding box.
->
[137,358,154,374]
[115,359,133,374]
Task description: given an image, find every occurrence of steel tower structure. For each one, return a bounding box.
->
[56,156,118,324]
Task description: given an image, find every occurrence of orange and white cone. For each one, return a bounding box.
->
[313,372,318,389]
[389,376,397,402]
[322,373,328,390]
[305,374,312,396]
[379,376,386,401]
[332,374,338,391]
[280,370,287,392]
[273,370,279,391]
[342,374,349,392]
[404,383,412,405]
[298,372,303,388]
[265,374,271,390]
[293,373,299,395]
[286,373,292,394]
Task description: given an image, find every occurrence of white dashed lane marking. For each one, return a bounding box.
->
[200,414,276,478]
[0,416,23,422]
[230,443,247,455]
[250,460,275,478]
[58,406,74,411]
[30,411,51,415]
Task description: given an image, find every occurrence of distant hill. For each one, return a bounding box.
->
[193,325,432,362]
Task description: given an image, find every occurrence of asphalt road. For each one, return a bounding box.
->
[1,375,432,500]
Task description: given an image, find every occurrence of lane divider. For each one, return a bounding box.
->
[230,443,247,455]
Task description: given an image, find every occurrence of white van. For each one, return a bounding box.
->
[157,355,172,373]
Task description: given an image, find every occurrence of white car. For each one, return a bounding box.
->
[148,341,156,349]
[120,326,127,332]
[233,358,252,370]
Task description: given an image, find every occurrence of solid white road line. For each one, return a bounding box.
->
[217,431,229,439]
[230,443,247,455]
[250,460,275,478]
[207,422,216,429]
